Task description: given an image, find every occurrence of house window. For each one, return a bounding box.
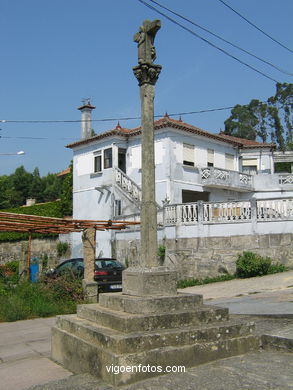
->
[242,159,258,175]
[182,190,209,203]
[118,148,126,173]
[183,143,195,166]
[114,200,122,216]
[225,153,234,170]
[207,149,214,167]
[94,151,102,173]
[104,148,112,169]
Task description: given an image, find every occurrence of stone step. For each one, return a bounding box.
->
[56,314,255,354]
[261,326,293,352]
[98,292,203,314]
[77,303,229,333]
[51,325,259,386]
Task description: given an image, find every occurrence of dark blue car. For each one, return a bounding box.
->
[47,258,124,292]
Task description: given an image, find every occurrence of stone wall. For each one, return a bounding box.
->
[0,237,60,268]
[114,233,293,280]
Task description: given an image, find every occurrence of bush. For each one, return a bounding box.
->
[0,261,19,283]
[40,271,84,302]
[268,263,287,274]
[0,273,85,322]
[235,251,287,278]
[56,241,69,257]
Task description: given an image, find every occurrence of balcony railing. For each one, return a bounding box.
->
[199,167,253,191]
[114,168,142,205]
[279,174,293,185]
[164,198,293,225]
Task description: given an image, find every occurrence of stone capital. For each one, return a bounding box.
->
[133,63,162,86]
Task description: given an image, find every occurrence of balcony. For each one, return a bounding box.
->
[199,167,253,192]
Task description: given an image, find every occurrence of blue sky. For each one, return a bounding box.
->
[1,0,292,176]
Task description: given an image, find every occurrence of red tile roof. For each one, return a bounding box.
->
[66,116,275,149]
[217,132,275,149]
[56,167,70,177]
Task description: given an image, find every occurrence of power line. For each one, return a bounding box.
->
[217,0,293,54]
[1,136,75,140]
[0,105,235,124]
[148,0,293,76]
[138,0,279,83]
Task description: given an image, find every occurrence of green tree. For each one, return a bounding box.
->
[10,166,33,206]
[60,163,73,216]
[30,167,44,202]
[0,176,19,208]
[224,103,257,140]
[42,173,62,201]
[224,83,293,150]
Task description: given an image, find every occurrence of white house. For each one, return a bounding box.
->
[67,104,293,258]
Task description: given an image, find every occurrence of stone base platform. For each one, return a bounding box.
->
[51,292,259,386]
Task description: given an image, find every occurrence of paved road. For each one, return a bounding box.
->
[179,270,293,316]
[0,270,292,390]
[179,270,293,301]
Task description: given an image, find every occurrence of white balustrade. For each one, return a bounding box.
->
[239,173,252,185]
[115,168,142,203]
[257,199,293,220]
[201,169,211,180]
[200,167,252,189]
[164,203,198,224]
[279,175,293,185]
[203,201,251,223]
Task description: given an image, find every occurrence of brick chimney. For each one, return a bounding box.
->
[78,99,96,140]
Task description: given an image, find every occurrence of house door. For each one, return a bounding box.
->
[118,148,126,173]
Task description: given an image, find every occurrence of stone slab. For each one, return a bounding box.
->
[77,303,229,333]
[98,292,203,314]
[261,325,293,351]
[56,314,255,354]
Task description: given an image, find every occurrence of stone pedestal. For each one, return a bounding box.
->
[82,280,98,303]
[82,227,97,302]
[51,292,258,386]
[122,267,177,296]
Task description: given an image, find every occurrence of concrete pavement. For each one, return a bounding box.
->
[0,317,72,390]
[0,270,292,390]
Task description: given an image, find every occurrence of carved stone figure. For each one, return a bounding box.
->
[134,19,161,64]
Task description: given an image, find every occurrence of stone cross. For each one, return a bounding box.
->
[122,20,177,296]
[134,19,161,65]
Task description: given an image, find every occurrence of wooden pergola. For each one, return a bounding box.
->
[0,211,138,275]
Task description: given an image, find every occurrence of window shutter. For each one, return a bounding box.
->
[242,159,258,167]
[207,149,214,164]
[225,153,234,170]
[183,143,195,166]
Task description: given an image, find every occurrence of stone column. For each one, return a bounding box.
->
[82,227,98,302]
[140,80,158,267]
[122,20,177,296]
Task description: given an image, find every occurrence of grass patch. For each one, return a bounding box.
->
[177,274,235,289]
[0,268,85,322]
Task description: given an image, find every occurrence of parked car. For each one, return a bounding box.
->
[46,258,124,292]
